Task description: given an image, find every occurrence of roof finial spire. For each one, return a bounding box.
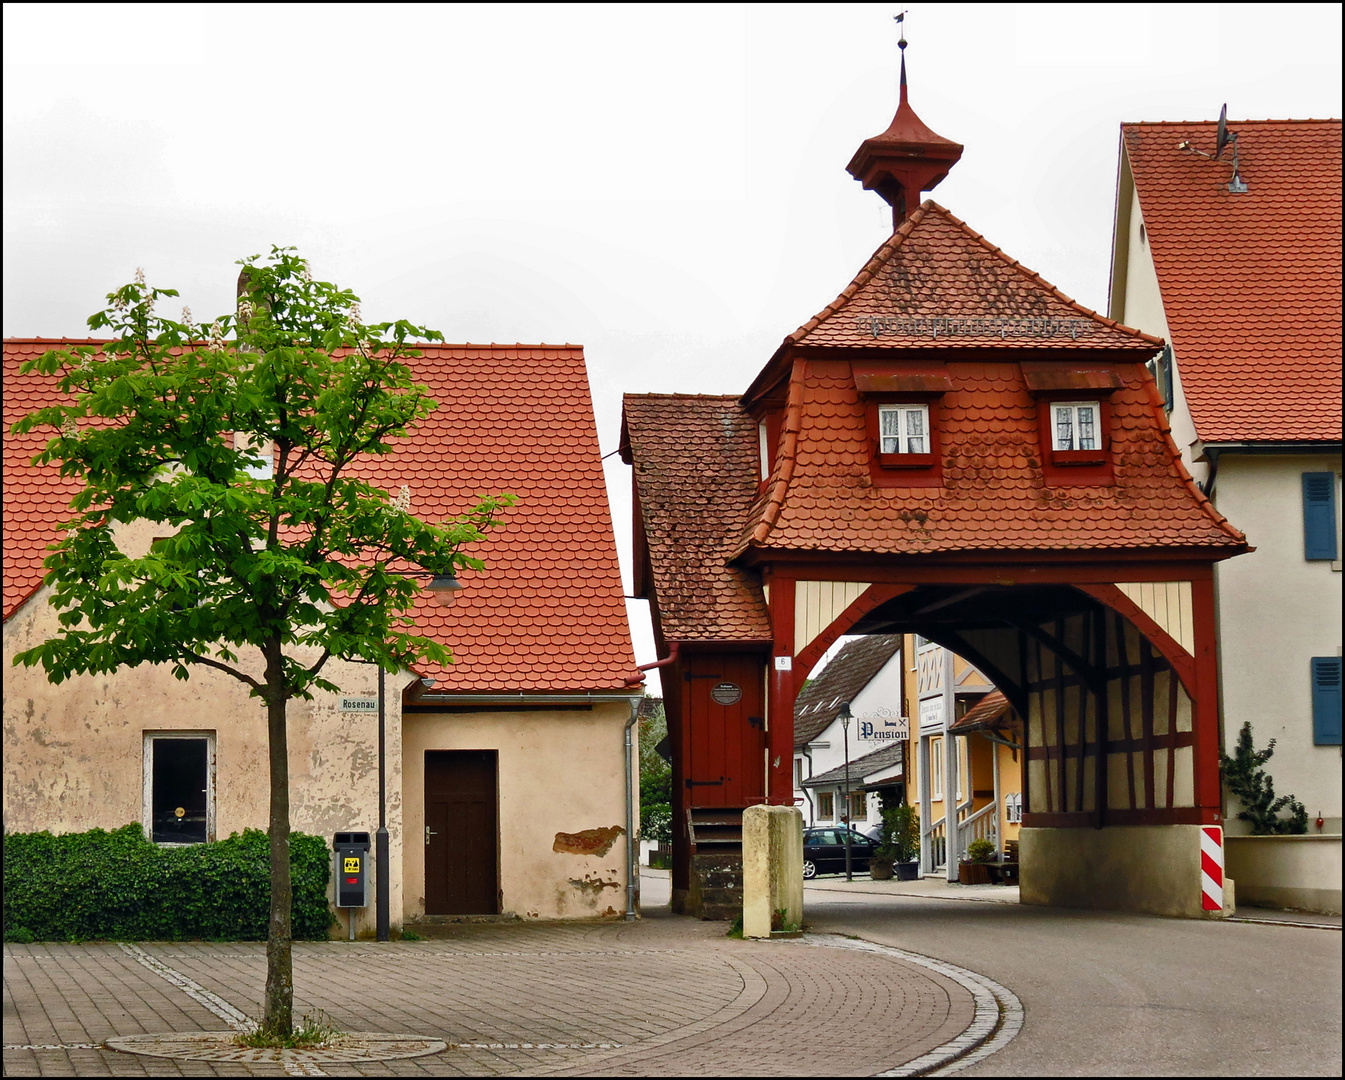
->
[847,10,962,232]
[896,11,909,105]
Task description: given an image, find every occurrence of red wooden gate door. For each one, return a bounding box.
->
[685,654,766,807]
[424,750,499,915]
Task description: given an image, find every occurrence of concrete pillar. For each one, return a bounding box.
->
[742,805,804,938]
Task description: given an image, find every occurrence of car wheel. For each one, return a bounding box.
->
[803,859,818,879]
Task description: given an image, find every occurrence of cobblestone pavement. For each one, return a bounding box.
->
[3,905,998,1077]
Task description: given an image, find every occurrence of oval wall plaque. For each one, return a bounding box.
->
[710,682,742,706]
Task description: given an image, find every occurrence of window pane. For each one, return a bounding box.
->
[1077,405,1097,450]
[904,408,926,453]
[152,738,208,843]
[879,408,900,454]
[1055,407,1074,450]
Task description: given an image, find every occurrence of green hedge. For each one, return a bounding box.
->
[3,824,334,942]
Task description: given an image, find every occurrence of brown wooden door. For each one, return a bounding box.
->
[685,654,766,807]
[424,750,499,915]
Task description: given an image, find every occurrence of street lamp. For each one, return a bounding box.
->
[838,700,854,882]
[374,572,462,942]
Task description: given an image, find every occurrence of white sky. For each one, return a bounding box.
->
[5,3,1341,692]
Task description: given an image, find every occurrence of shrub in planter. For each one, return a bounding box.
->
[872,804,920,880]
[959,837,997,885]
[3,823,333,942]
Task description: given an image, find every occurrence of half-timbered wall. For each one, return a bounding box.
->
[925,600,1200,828]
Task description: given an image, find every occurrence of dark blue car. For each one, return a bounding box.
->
[802,826,877,878]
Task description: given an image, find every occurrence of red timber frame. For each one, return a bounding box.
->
[754,557,1225,829]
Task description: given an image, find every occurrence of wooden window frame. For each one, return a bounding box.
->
[864,395,942,488]
[1037,396,1114,484]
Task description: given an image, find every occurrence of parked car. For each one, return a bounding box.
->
[802,826,878,878]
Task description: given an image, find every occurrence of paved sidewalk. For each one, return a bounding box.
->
[3,886,1006,1077]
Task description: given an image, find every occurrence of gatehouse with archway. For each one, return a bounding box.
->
[621,52,1248,920]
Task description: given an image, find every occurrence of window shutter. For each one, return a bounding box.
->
[1302,473,1338,560]
[1311,657,1343,746]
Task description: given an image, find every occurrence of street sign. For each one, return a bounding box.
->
[340,696,378,713]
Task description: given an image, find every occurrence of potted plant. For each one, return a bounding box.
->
[869,809,898,880]
[959,837,996,885]
[881,804,921,881]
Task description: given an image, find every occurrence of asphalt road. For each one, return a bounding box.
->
[795,878,1342,1077]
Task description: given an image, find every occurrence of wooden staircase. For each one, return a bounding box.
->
[686,807,745,921]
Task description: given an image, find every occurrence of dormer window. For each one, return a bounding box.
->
[879,405,929,454]
[1050,402,1099,452]
[853,363,949,487]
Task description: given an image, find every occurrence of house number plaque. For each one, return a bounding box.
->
[710,682,742,706]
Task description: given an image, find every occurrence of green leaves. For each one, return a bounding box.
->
[10,247,512,703]
[2,825,334,942]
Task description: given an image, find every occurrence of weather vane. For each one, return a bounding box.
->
[895,10,908,52]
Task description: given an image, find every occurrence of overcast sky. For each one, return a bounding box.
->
[5,3,1341,688]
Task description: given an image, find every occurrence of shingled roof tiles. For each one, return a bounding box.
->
[3,340,637,693]
[1123,119,1342,443]
[736,358,1246,556]
[789,202,1163,352]
[793,635,902,746]
[621,394,771,643]
[948,689,1017,734]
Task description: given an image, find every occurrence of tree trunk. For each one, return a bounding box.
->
[263,639,293,1035]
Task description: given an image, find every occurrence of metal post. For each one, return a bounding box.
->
[842,709,853,882]
[376,664,390,942]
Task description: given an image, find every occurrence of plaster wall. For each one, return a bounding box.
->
[401,702,634,921]
[1114,181,1205,484]
[1213,454,1344,830]
[1224,835,1342,914]
[3,581,407,936]
[1020,824,1224,918]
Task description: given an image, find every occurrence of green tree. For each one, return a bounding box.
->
[11,247,511,1035]
[638,699,672,846]
[1219,722,1308,835]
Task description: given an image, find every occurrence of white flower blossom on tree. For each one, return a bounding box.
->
[61,415,78,438]
[392,485,412,512]
[134,267,146,285]
[347,302,361,325]
[208,321,226,350]
[181,306,193,326]
[237,299,254,323]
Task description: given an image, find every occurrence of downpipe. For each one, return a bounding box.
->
[624,697,641,921]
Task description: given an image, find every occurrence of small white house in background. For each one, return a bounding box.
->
[1109,118,1342,913]
[793,636,905,830]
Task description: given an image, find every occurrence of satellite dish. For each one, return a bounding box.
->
[1215,104,1230,158]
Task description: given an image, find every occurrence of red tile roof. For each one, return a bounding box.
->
[785,202,1164,354]
[948,689,1018,735]
[620,394,771,643]
[735,355,1246,557]
[1122,119,1342,443]
[793,635,902,746]
[4,339,637,692]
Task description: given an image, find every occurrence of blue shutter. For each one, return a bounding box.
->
[1311,657,1342,745]
[1302,473,1338,560]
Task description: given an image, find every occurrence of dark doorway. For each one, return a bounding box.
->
[151,737,209,843]
[424,750,499,915]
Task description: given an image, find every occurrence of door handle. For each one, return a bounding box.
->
[425,825,438,845]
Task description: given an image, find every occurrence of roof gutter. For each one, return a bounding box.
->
[413,692,638,706]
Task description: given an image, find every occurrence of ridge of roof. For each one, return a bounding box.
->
[782,200,1164,352]
[1121,117,1341,127]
